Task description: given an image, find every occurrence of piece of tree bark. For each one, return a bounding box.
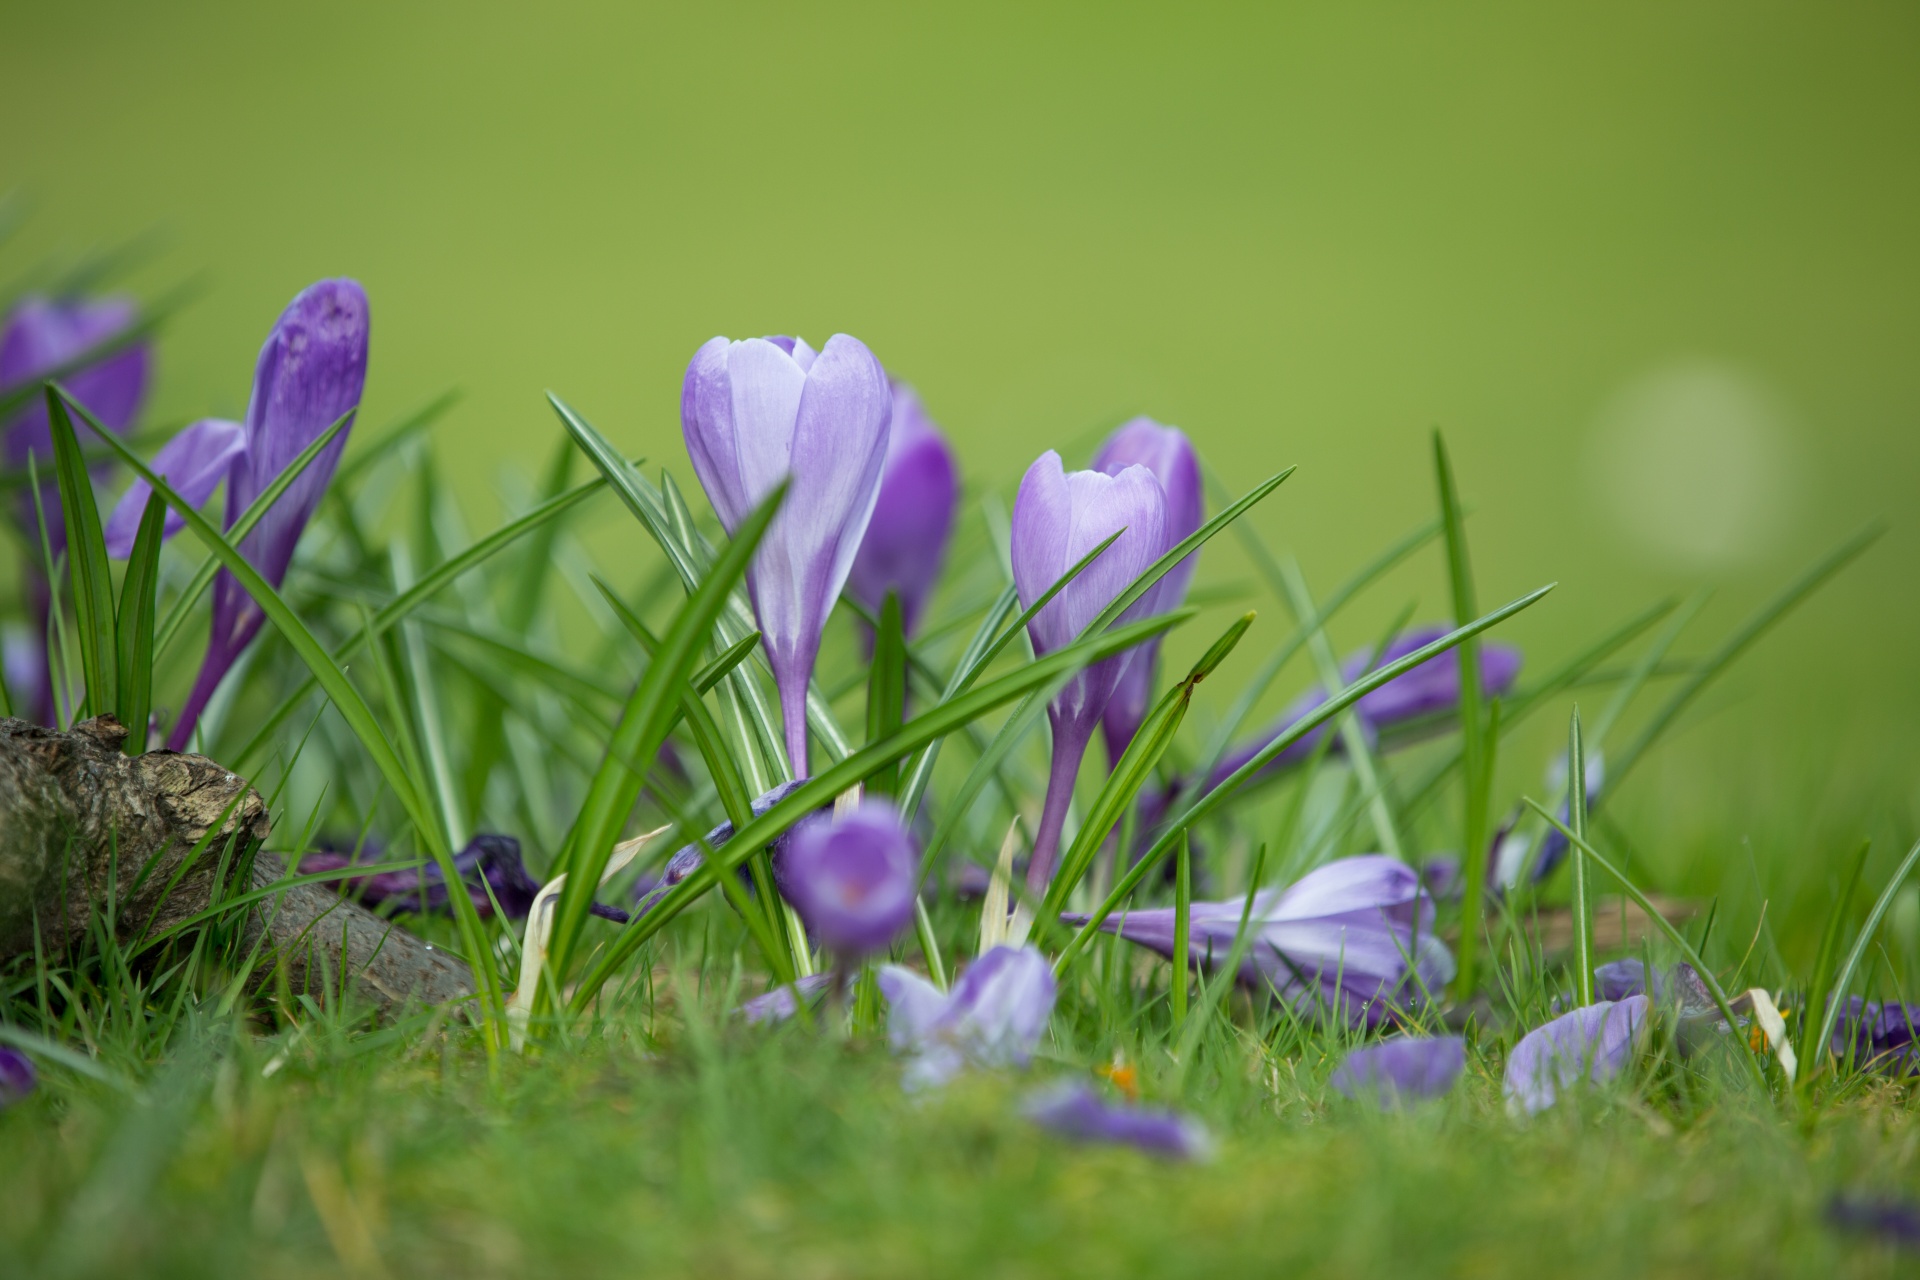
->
[0,715,472,1015]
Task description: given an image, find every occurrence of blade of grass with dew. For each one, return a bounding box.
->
[113,492,166,753]
[1809,834,1920,1085]
[571,607,1192,1007]
[1056,583,1554,973]
[545,480,787,992]
[46,387,117,713]
[53,386,507,1042]
[1434,429,1493,1000]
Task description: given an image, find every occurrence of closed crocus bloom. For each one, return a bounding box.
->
[1010,449,1167,892]
[782,800,920,959]
[879,944,1057,1090]
[847,382,958,636]
[1329,1036,1467,1103]
[1091,418,1202,765]
[1503,996,1649,1115]
[1063,854,1454,1027]
[103,418,247,557]
[170,279,369,750]
[682,334,892,776]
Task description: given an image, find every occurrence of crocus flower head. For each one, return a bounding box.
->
[782,799,920,959]
[846,382,957,637]
[1063,854,1454,1027]
[1010,449,1167,890]
[1204,626,1524,791]
[1830,998,1920,1076]
[682,334,892,776]
[0,1046,35,1108]
[1503,996,1649,1115]
[1092,418,1203,765]
[103,418,247,556]
[170,279,369,750]
[879,944,1057,1090]
[1023,1081,1212,1160]
[1,295,152,529]
[1329,1035,1467,1104]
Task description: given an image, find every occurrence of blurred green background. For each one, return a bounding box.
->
[6,1,1917,860]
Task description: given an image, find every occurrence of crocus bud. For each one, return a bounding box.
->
[170,279,368,750]
[103,418,246,557]
[781,800,920,959]
[1091,418,1202,765]
[1010,449,1167,891]
[846,382,958,636]
[682,334,892,775]
[1503,996,1649,1115]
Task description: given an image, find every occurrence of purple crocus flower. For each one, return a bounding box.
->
[1,296,152,723]
[1329,1035,1467,1103]
[738,973,835,1025]
[1023,1081,1212,1160]
[1092,418,1203,766]
[682,334,892,776]
[103,418,247,556]
[1011,449,1168,892]
[1830,998,1920,1075]
[879,944,1057,1089]
[1,296,152,532]
[1063,855,1454,1027]
[0,1046,35,1107]
[171,279,369,750]
[1503,996,1649,1115]
[846,382,957,637]
[1828,1195,1920,1250]
[781,800,920,959]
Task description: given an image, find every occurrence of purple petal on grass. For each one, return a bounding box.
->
[1063,854,1454,1027]
[171,279,368,750]
[0,1046,36,1107]
[737,974,834,1025]
[879,945,1058,1089]
[1091,419,1202,763]
[1503,996,1650,1115]
[1830,997,1920,1075]
[1023,1081,1212,1160]
[103,418,246,556]
[1827,1195,1920,1250]
[1329,1036,1466,1103]
[846,382,958,636]
[682,334,892,774]
[781,800,920,959]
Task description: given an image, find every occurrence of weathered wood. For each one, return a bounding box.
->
[0,715,472,1015]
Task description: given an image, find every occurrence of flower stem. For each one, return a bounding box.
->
[1025,723,1088,894]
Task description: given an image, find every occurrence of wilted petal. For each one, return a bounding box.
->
[1329,1036,1466,1103]
[103,418,246,556]
[846,383,958,635]
[1023,1081,1212,1160]
[1503,996,1650,1115]
[0,1046,35,1107]
[781,800,919,958]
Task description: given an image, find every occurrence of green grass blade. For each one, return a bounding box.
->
[1602,525,1883,803]
[0,278,198,422]
[547,480,787,987]
[865,592,908,797]
[1434,430,1491,998]
[1810,834,1920,1082]
[1800,838,1872,1090]
[331,390,460,492]
[46,387,117,714]
[1568,706,1593,1005]
[113,492,167,753]
[1172,831,1193,1026]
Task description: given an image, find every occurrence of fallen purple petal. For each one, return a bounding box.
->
[1023,1081,1211,1160]
[1504,996,1650,1115]
[737,974,835,1025]
[1330,1035,1467,1103]
[879,945,1057,1089]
